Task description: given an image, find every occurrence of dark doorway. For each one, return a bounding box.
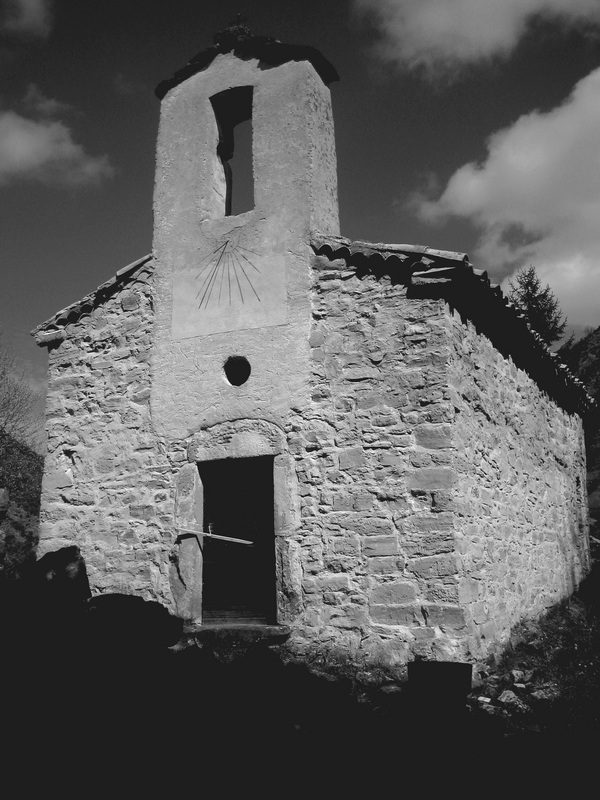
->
[198,455,275,624]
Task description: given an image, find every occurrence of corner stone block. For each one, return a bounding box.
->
[409,554,458,579]
[44,468,74,491]
[369,604,421,626]
[458,577,481,604]
[369,581,417,604]
[407,467,456,492]
[329,604,368,629]
[121,292,140,311]
[175,463,203,528]
[423,604,467,631]
[479,620,497,640]
[414,423,452,449]
[412,513,454,533]
[471,601,490,624]
[169,535,202,620]
[176,464,196,497]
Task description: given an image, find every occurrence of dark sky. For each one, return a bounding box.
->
[2,0,600,391]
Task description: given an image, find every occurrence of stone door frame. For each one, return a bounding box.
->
[172,419,301,623]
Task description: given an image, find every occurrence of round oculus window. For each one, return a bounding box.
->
[224,355,251,386]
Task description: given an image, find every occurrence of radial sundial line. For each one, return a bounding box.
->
[197,245,228,308]
[195,242,228,279]
[235,243,261,258]
[232,250,261,302]
[218,251,228,303]
[233,256,244,303]
[236,249,261,273]
[194,247,226,291]
[195,253,220,301]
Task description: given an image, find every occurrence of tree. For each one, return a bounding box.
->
[507,266,568,346]
[0,330,44,511]
[0,333,44,577]
[0,331,43,445]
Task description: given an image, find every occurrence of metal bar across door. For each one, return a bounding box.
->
[176,526,254,545]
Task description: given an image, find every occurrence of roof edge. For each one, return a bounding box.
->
[155,37,339,99]
[32,254,153,346]
[311,234,594,417]
[311,233,470,268]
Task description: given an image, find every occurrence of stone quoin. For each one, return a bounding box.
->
[32,30,592,678]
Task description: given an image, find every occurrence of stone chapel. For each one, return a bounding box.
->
[33,30,591,675]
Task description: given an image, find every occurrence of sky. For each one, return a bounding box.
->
[2,0,600,396]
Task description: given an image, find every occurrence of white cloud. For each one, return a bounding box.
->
[1,0,53,38]
[113,73,146,97]
[0,109,114,187]
[413,68,600,327]
[23,83,73,116]
[354,0,600,74]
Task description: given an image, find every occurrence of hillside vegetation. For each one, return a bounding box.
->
[561,325,600,545]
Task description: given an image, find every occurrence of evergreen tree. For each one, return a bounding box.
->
[507,266,568,346]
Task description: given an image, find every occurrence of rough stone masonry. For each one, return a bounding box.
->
[33,31,592,681]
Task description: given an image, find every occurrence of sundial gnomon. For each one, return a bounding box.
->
[195,238,261,310]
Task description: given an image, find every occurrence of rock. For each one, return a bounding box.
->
[530,683,560,702]
[497,689,530,714]
[480,703,509,719]
[0,487,9,509]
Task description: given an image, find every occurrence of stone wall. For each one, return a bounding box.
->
[447,309,589,659]
[280,253,589,674]
[284,254,467,673]
[38,264,173,603]
[37,251,589,680]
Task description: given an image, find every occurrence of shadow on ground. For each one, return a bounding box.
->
[0,547,598,790]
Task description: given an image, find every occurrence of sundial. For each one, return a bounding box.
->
[171,233,287,340]
[195,238,261,311]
